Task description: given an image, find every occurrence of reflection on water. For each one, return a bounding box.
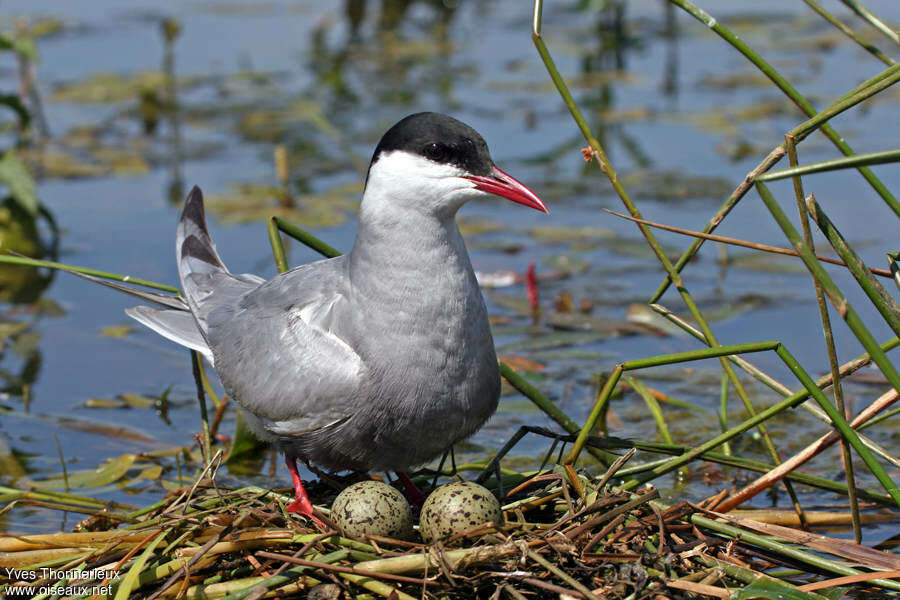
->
[0,19,62,464]
[0,201,54,304]
[161,17,185,205]
[0,1,898,539]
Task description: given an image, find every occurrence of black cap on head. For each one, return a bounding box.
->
[370,112,494,177]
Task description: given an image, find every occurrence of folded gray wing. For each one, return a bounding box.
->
[205,256,365,435]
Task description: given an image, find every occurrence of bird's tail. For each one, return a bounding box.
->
[176,186,230,315]
[173,186,263,336]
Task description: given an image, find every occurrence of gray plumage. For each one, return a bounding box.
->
[118,113,546,476]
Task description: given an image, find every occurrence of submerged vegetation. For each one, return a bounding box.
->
[2,0,900,598]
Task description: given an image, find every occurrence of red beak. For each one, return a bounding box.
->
[465,165,548,214]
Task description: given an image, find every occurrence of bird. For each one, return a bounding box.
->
[83,112,547,522]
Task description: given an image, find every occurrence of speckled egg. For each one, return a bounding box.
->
[331,481,414,540]
[420,481,503,544]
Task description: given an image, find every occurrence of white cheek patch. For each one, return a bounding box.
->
[363,151,476,216]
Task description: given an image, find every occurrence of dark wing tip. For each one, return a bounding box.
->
[181,185,208,234]
[180,235,223,269]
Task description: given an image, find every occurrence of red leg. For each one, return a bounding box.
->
[284,456,325,527]
[397,472,427,509]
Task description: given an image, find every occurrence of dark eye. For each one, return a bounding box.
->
[423,142,448,162]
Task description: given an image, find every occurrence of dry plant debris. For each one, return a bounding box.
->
[3,454,896,599]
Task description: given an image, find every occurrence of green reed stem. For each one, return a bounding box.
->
[533,0,798,506]
[802,0,894,65]
[220,549,349,600]
[612,440,891,506]
[786,136,857,540]
[267,217,289,274]
[757,182,900,395]
[687,512,900,591]
[717,372,731,456]
[590,338,899,505]
[500,363,575,434]
[651,302,900,436]
[0,254,179,293]
[500,362,615,464]
[758,149,900,182]
[626,376,673,446]
[838,0,900,45]
[790,66,900,142]
[805,193,900,339]
[272,216,342,258]
[0,486,125,508]
[859,405,900,430]
[651,2,900,302]
[111,530,167,600]
[803,0,894,65]
[566,364,623,465]
[191,350,212,467]
[567,342,778,467]
[758,182,900,507]
[53,434,69,493]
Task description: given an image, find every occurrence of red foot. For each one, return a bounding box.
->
[285,495,315,515]
[397,472,427,509]
[284,456,326,529]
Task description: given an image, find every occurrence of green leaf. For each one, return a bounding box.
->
[84,393,156,409]
[84,397,127,409]
[100,324,132,338]
[137,465,163,480]
[29,453,139,489]
[226,410,266,465]
[113,530,166,600]
[118,393,156,408]
[0,150,38,216]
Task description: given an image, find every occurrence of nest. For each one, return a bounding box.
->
[5,447,895,600]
